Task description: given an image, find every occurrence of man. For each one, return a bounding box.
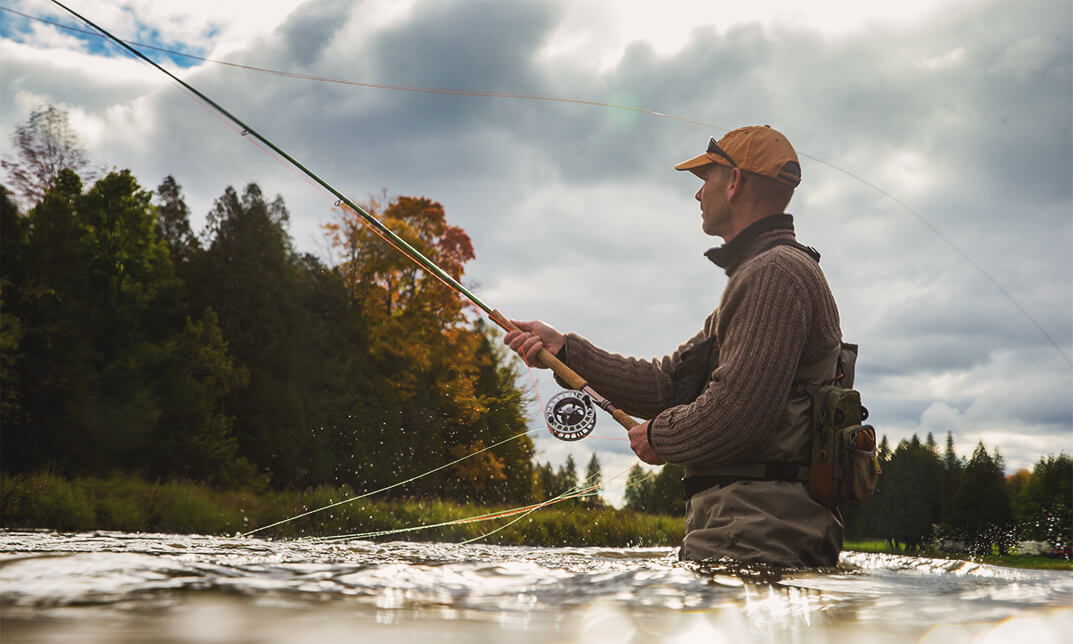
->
[505,125,844,568]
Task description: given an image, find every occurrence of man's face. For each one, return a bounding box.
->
[694,164,731,237]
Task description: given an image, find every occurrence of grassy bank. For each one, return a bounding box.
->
[844,540,1073,571]
[0,472,683,548]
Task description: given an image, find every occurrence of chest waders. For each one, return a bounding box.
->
[676,241,880,509]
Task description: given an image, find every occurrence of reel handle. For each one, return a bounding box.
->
[491,310,640,431]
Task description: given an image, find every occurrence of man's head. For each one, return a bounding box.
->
[676,125,800,240]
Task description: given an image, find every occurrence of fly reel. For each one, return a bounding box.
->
[544,390,597,441]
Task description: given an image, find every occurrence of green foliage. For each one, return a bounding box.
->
[1014,454,1072,547]
[624,465,653,511]
[623,464,684,516]
[866,435,944,551]
[946,443,1015,554]
[0,472,682,547]
[583,453,605,507]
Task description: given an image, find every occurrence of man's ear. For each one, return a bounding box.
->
[727,167,745,203]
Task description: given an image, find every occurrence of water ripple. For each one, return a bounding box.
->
[1,531,1070,643]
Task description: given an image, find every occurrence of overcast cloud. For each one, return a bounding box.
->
[1,0,1070,504]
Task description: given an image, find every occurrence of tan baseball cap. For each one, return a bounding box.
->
[675,125,801,187]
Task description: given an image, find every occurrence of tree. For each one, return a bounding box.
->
[648,464,685,516]
[191,183,329,487]
[2,106,97,206]
[1014,454,1072,547]
[870,435,943,551]
[583,453,605,507]
[452,321,533,504]
[0,186,25,427]
[624,465,653,511]
[941,431,963,513]
[560,455,579,495]
[149,309,255,486]
[5,170,94,473]
[154,175,200,267]
[946,443,1015,554]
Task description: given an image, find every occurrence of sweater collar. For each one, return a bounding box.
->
[704,213,795,275]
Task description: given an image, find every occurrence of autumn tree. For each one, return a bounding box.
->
[2,106,97,206]
[324,195,534,498]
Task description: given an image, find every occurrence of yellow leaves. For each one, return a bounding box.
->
[449,440,507,491]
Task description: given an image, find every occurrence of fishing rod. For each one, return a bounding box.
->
[49,0,632,440]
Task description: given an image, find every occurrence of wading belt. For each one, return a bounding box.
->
[681,463,809,500]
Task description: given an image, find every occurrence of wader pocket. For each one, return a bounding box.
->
[809,384,880,508]
[842,425,879,504]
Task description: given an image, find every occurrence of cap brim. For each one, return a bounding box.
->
[674,153,732,173]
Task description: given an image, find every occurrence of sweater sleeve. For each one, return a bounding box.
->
[554,326,708,420]
[648,261,810,466]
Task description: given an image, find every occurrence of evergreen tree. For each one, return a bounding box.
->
[154,175,200,267]
[191,183,329,487]
[1014,454,1072,547]
[648,464,686,516]
[149,309,255,486]
[624,465,654,512]
[0,186,25,429]
[941,432,963,514]
[872,435,943,551]
[946,443,1015,554]
[7,170,94,472]
[560,455,579,496]
[583,453,605,507]
[445,321,533,504]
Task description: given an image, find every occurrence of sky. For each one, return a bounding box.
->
[2,0,1071,507]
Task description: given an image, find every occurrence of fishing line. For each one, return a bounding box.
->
[5,3,1067,366]
[307,481,603,543]
[241,428,541,537]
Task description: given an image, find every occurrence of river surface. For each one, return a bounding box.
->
[1,531,1070,643]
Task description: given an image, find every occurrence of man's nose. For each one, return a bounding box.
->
[695,187,702,202]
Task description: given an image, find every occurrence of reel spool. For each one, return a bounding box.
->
[544,390,597,441]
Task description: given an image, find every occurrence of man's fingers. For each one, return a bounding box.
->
[521,336,544,365]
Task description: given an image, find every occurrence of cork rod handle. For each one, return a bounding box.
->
[491,310,639,431]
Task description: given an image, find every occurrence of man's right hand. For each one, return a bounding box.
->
[503,320,565,368]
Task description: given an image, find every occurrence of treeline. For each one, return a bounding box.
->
[844,433,1071,554]
[0,108,535,505]
[623,435,1070,556]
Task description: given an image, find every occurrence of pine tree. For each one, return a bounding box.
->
[154,175,200,267]
[560,455,579,495]
[624,465,653,512]
[1014,454,1072,547]
[583,453,604,507]
[947,443,1015,554]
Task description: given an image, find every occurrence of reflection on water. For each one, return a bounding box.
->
[0,531,1070,643]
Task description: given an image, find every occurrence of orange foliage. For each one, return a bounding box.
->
[324,195,482,414]
[448,440,508,491]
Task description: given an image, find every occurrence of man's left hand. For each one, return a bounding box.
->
[629,421,665,465]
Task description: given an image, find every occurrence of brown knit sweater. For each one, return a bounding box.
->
[560,214,842,466]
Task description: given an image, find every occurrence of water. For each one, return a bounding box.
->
[1,531,1070,643]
